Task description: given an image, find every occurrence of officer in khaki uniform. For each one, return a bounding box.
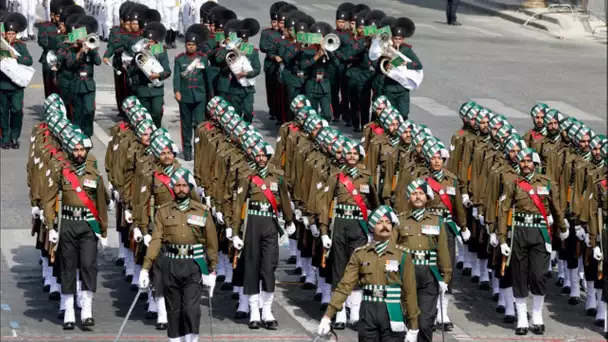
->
[394,179,452,342]
[497,147,568,336]
[365,107,402,199]
[381,119,414,207]
[317,205,420,342]
[42,127,109,330]
[173,24,212,160]
[0,12,33,149]
[139,168,218,342]
[523,103,549,153]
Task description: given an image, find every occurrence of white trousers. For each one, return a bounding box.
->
[161,6,180,31]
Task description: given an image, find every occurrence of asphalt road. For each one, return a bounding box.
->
[0,0,606,341]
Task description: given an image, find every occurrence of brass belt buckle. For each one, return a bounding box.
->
[415,251,425,260]
[178,246,189,256]
[73,210,82,218]
[372,289,384,298]
[525,216,533,224]
[344,208,353,216]
[260,203,271,212]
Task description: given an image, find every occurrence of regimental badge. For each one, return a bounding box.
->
[270,182,278,192]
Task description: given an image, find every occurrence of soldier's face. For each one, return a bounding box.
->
[479,117,489,133]
[271,20,278,30]
[159,149,174,165]
[430,154,443,171]
[59,22,66,33]
[4,32,16,42]
[334,147,343,162]
[72,144,87,164]
[491,124,501,139]
[592,145,602,161]
[415,142,423,155]
[375,104,386,116]
[409,189,427,208]
[401,128,412,145]
[141,129,152,146]
[350,22,356,31]
[509,146,521,163]
[388,119,399,135]
[579,134,590,152]
[174,178,190,200]
[534,113,545,128]
[373,216,393,240]
[346,149,359,166]
[255,151,268,168]
[356,26,364,36]
[186,42,197,53]
[336,20,346,30]
[519,156,534,175]
[547,119,559,134]
[469,116,478,129]
[391,37,403,47]
[278,21,285,31]
[132,23,139,32]
[312,125,322,138]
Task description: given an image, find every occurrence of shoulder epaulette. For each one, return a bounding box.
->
[177,52,186,58]
[396,244,408,252]
[403,43,412,48]
[355,242,373,252]
[157,201,173,210]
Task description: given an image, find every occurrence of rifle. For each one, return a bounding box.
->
[50,178,63,263]
[232,197,250,269]
[390,151,402,206]
[321,195,338,268]
[598,204,604,280]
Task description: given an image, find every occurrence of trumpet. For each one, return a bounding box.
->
[84,33,100,50]
[319,33,340,58]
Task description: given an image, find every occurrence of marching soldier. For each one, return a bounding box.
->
[260,1,288,121]
[317,205,420,342]
[216,18,261,123]
[0,12,32,149]
[127,22,172,127]
[375,17,422,119]
[498,147,568,336]
[138,167,218,342]
[230,141,296,329]
[331,2,354,124]
[277,8,305,124]
[523,103,549,153]
[160,0,179,48]
[37,0,68,98]
[394,179,452,342]
[42,128,109,329]
[174,23,212,161]
[66,16,102,137]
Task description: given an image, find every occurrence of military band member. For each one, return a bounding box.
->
[174,24,212,161]
[127,22,172,127]
[139,168,218,342]
[42,129,109,329]
[0,12,32,149]
[394,179,452,342]
[318,205,420,342]
[38,0,68,98]
[498,148,568,335]
[260,1,288,121]
[331,3,354,124]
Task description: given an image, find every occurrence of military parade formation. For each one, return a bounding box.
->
[0,0,606,341]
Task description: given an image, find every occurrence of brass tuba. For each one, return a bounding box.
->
[378,40,412,76]
[46,50,60,71]
[132,39,165,88]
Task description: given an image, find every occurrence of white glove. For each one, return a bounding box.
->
[547,214,554,227]
[196,186,205,199]
[48,229,59,243]
[500,243,511,257]
[133,227,143,242]
[479,214,485,226]
[201,274,216,297]
[294,209,302,221]
[317,317,332,336]
[232,236,244,250]
[585,233,591,247]
[457,235,463,245]
[109,182,114,193]
[462,194,472,208]
[405,329,419,342]
[551,250,557,261]
[99,237,108,248]
[215,212,225,225]
[490,233,499,247]
[138,269,150,289]
[438,281,449,294]
[472,207,479,219]
[211,206,217,217]
[559,229,569,241]
[321,235,332,249]
[143,234,152,247]
[575,225,585,241]
[204,196,211,207]
[225,227,233,239]
[124,210,133,224]
[461,228,471,242]
[302,216,309,228]
[310,224,320,238]
[290,201,296,212]
[593,247,603,261]
[107,199,115,212]
[286,222,296,235]
[31,206,40,219]
[563,219,570,230]
[113,190,120,202]
[39,210,45,226]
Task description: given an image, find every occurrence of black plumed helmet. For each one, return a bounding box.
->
[391,17,415,38]
[241,18,260,38]
[51,0,74,15]
[144,9,161,27]
[309,21,332,36]
[143,21,166,42]
[349,4,370,21]
[214,9,237,30]
[76,15,98,34]
[353,9,369,27]
[185,23,208,44]
[4,12,27,33]
[199,1,218,23]
[119,1,133,20]
[59,5,84,23]
[270,1,288,20]
[364,9,386,26]
[65,13,81,32]
[277,4,297,22]
[380,16,395,28]
[223,19,242,36]
[335,2,354,20]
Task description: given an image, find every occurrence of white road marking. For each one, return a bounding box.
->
[540,101,603,122]
[415,23,449,33]
[471,98,530,119]
[460,25,504,37]
[411,97,459,117]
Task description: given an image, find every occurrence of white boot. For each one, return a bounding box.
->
[557,259,565,280]
[335,303,347,324]
[515,297,528,329]
[531,295,544,326]
[321,283,331,304]
[348,290,362,324]
[184,334,199,342]
[258,281,264,308]
[148,290,158,313]
[595,294,606,323]
[471,257,481,278]
[42,257,50,285]
[569,268,581,299]
[504,287,515,317]
[132,264,142,287]
[479,259,490,283]
[237,288,249,313]
[497,288,506,311]
[157,296,168,324]
[224,259,233,283]
[563,266,571,289]
[49,275,61,295]
[261,291,275,322]
[316,276,325,296]
[463,250,472,270]
[586,282,597,312]
[492,277,500,297]
[456,241,464,264]
[216,252,225,277]
[80,290,94,321]
[249,294,261,322]
[117,234,125,260]
[289,239,297,257]
[304,261,316,285]
[62,293,75,323]
[125,253,134,277]
[168,337,183,342]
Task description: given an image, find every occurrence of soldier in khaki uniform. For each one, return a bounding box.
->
[42,128,109,330]
[230,140,295,329]
[366,107,402,200]
[522,103,549,153]
[381,120,412,207]
[317,205,420,342]
[393,179,452,342]
[497,147,568,336]
[138,167,218,342]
